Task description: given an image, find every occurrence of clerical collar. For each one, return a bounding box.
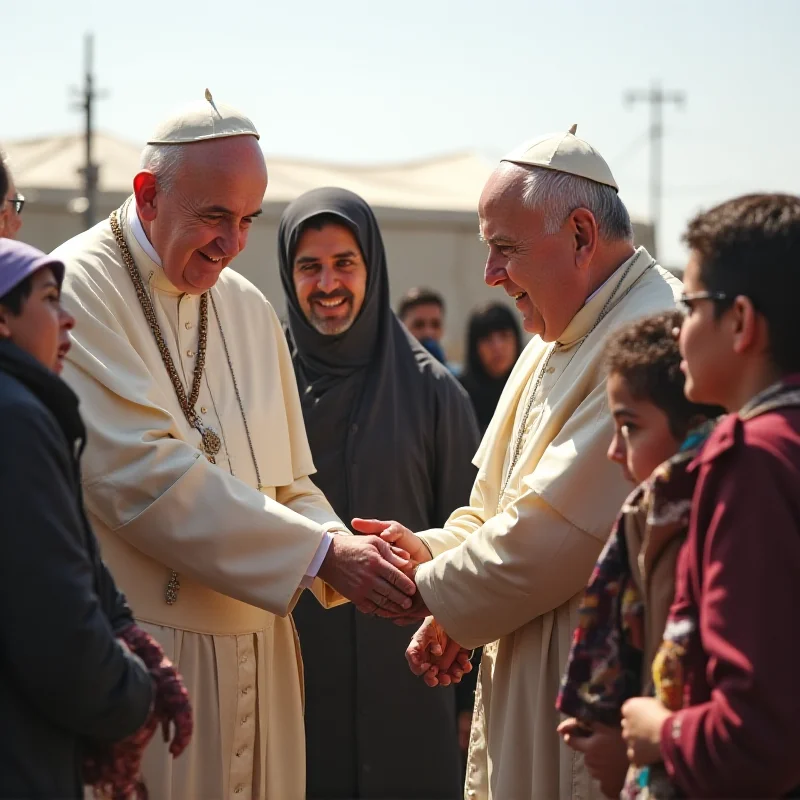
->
[558,246,656,346]
[584,277,608,306]
[127,201,163,267]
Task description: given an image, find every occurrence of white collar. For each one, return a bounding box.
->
[585,276,608,306]
[127,201,163,267]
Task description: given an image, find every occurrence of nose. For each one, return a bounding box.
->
[59,305,76,331]
[484,248,507,287]
[317,266,339,293]
[216,220,242,259]
[607,430,626,465]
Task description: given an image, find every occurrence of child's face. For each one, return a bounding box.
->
[606,372,682,484]
[0,267,74,374]
[678,252,738,409]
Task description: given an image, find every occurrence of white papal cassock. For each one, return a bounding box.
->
[55,197,346,800]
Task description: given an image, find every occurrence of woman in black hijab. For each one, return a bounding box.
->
[278,188,479,800]
[459,303,524,434]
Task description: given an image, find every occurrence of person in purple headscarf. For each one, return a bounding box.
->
[0,238,191,799]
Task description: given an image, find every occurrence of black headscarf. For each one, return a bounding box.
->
[278,187,391,397]
[459,302,523,433]
[278,187,480,526]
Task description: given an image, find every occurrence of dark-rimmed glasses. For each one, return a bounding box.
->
[678,290,729,314]
[6,194,24,215]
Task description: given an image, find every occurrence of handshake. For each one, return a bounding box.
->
[316,519,472,688]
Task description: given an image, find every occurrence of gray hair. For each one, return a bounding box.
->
[139,144,185,193]
[502,162,633,242]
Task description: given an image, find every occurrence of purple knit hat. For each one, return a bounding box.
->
[0,239,65,299]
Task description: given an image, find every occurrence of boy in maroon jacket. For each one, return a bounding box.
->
[621,193,800,798]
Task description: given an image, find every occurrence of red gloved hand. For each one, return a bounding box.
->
[119,625,193,757]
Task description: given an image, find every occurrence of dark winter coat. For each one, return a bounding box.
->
[0,340,153,799]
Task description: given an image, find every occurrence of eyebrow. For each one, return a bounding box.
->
[611,407,638,419]
[295,250,359,265]
[480,233,515,245]
[203,205,263,218]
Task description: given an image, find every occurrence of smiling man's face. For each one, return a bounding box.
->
[478,166,587,341]
[292,222,368,336]
[135,136,267,294]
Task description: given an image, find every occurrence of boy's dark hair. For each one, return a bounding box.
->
[397,287,444,320]
[605,310,723,440]
[684,192,800,373]
[0,273,35,316]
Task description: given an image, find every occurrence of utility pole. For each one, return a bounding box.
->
[624,81,685,257]
[72,33,104,230]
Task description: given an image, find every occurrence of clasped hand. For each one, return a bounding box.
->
[350,518,472,687]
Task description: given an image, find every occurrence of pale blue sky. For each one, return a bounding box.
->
[6,0,799,265]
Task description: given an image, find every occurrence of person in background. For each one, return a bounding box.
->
[0,237,190,799]
[398,286,448,363]
[557,310,722,799]
[621,193,800,798]
[0,153,23,239]
[459,302,524,433]
[279,187,480,800]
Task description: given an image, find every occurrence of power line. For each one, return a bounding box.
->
[624,81,686,257]
[71,33,106,231]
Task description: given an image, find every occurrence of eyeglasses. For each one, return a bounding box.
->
[6,194,24,215]
[678,290,729,314]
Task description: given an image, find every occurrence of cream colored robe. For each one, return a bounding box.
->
[54,198,345,800]
[415,249,682,800]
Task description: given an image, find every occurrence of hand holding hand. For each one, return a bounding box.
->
[351,518,432,566]
[621,697,671,767]
[558,717,628,798]
[318,533,416,615]
[406,616,472,687]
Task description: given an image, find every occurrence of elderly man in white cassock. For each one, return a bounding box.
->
[355,127,683,800]
[52,93,416,800]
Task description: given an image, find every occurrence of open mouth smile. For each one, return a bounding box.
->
[199,253,222,264]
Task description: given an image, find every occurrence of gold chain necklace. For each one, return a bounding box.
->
[109,210,222,462]
[497,252,651,508]
[109,209,265,604]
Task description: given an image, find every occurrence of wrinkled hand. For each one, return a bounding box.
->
[558,717,628,798]
[318,533,416,615]
[352,518,432,566]
[406,616,472,687]
[621,697,671,767]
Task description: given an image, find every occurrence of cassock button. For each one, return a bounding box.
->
[185,321,192,330]
[201,407,208,414]
[546,366,555,374]
[187,349,195,357]
[241,715,250,725]
[234,786,243,794]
